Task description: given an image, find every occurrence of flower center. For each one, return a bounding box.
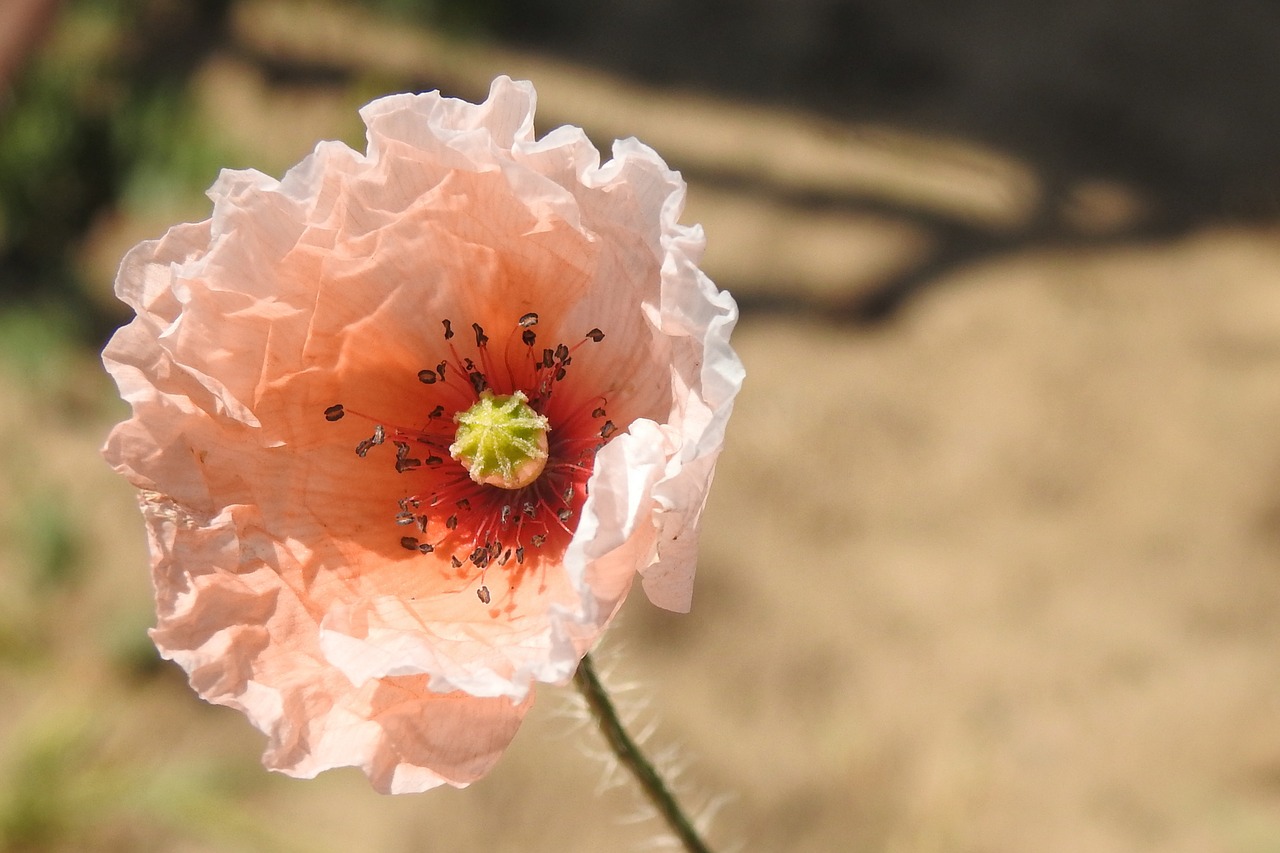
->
[323,313,614,608]
[449,390,550,489]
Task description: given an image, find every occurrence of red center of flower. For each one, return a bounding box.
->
[323,313,614,609]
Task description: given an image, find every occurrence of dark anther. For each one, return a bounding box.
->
[416,515,429,532]
[436,360,447,379]
[542,348,555,368]
[324,404,345,421]
[554,366,567,382]
[585,328,604,342]
[472,322,489,347]
[463,357,477,372]
[400,536,420,551]
[425,455,443,466]
[417,369,438,384]
[477,586,491,604]
[469,547,488,567]
[531,534,546,548]
[372,425,386,445]
[562,486,574,503]
[500,505,512,526]
[395,512,415,526]
[428,405,445,420]
[519,312,539,327]
[417,542,434,554]
[558,508,573,523]
[446,514,458,530]
[355,438,375,458]
[394,442,421,472]
[456,498,471,510]
[600,420,617,439]
[522,329,536,347]
[442,319,454,340]
[451,555,462,568]
[522,503,537,518]
[516,546,526,565]
[469,372,488,394]
[554,344,570,362]
[591,407,606,418]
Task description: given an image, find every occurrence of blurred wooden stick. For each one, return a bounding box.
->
[0,0,62,105]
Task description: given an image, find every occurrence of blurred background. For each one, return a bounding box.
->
[4,0,1280,850]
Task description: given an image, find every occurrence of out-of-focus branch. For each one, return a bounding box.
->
[0,0,62,107]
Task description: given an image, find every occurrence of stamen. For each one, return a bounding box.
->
[341,313,611,597]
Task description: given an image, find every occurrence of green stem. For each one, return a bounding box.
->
[573,652,714,853]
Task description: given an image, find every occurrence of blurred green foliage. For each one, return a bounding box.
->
[0,0,233,331]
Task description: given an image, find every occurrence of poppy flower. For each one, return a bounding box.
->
[103,76,743,793]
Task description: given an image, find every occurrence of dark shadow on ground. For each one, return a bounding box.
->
[484,0,1280,319]
[495,0,1280,226]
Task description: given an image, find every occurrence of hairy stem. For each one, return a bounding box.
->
[573,652,713,853]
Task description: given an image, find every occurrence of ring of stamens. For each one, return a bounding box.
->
[323,313,612,609]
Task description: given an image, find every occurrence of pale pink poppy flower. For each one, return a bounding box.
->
[103,76,743,793]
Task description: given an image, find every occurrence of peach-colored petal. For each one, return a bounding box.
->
[103,76,741,792]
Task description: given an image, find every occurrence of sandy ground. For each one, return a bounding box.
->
[5,2,1280,851]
